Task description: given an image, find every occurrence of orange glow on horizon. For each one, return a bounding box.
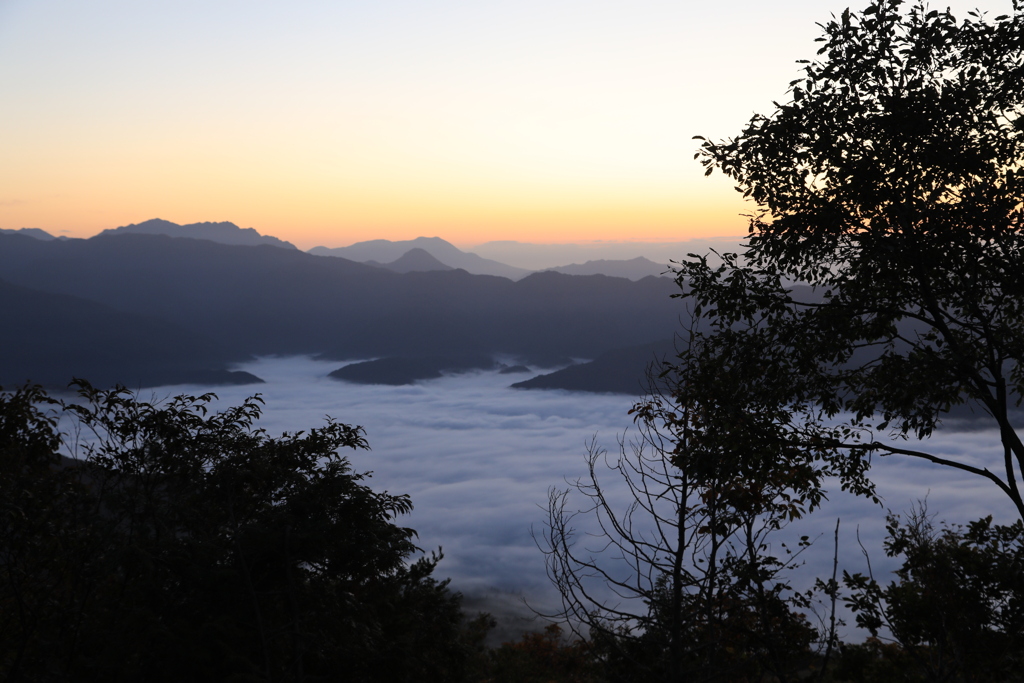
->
[0,159,751,249]
[2,0,1009,253]
[0,198,750,251]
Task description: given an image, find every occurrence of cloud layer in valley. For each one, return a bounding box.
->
[134,356,1022,639]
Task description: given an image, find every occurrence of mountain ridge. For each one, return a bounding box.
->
[101,218,298,250]
[0,227,64,241]
[310,237,532,280]
[545,256,670,281]
[0,232,682,386]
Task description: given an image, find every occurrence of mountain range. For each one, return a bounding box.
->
[468,238,747,271]
[101,218,297,249]
[310,238,676,281]
[6,221,684,281]
[0,226,685,391]
[310,237,533,279]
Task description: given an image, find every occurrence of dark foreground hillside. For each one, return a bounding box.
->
[0,278,260,389]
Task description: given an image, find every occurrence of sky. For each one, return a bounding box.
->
[126,356,1023,640]
[0,0,1013,249]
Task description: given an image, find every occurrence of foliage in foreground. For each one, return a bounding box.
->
[540,399,830,683]
[686,0,1024,519]
[0,382,469,683]
[841,509,1024,682]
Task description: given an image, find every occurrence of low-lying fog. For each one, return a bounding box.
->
[143,356,1020,640]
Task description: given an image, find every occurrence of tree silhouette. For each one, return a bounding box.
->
[540,320,833,682]
[542,2,1024,679]
[0,382,468,683]
[684,0,1024,518]
[842,506,1024,681]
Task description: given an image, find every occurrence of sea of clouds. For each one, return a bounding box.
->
[144,356,1021,641]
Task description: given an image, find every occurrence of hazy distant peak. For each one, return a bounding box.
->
[384,248,455,273]
[309,236,532,280]
[0,227,61,241]
[406,236,451,247]
[545,256,670,281]
[100,219,297,249]
[469,238,748,271]
[310,236,457,259]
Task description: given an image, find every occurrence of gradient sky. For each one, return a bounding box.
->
[0,0,1011,249]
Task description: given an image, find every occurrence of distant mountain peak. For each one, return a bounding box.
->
[384,248,455,274]
[545,256,670,281]
[0,227,61,241]
[100,219,297,250]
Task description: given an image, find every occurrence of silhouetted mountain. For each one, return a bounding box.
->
[382,248,455,274]
[0,277,261,389]
[546,257,670,280]
[469,238,748,271]
[101,219,297,249]
[0,227,62,240]
[309,237,532,279]
[511,340,677,395]
[0,233,682,372]
[329,355,499,385]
